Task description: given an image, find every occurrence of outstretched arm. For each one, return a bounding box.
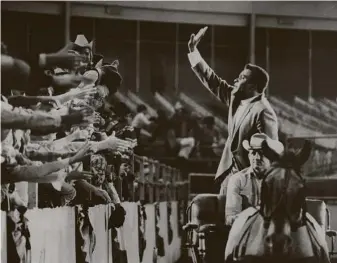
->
[187,27,233,105]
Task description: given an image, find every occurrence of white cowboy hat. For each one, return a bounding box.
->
[242,133,284,158]
[74,34,93,49]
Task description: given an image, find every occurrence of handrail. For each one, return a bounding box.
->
[132,154,188,203]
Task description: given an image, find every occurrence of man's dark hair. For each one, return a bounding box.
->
[244,64,269,93]
[137,104,147,113]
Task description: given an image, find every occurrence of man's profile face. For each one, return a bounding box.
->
[233,69,254,95]
[248,149,271,176]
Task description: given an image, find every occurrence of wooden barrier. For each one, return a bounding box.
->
[2,201,186,263]
[4,154,189,263]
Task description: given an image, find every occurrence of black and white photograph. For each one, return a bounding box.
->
[1,1,337,263]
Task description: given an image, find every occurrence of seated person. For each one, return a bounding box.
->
[225,133,284,226]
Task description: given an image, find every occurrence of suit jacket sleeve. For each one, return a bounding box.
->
[256,107,279,140]
[188,49,232,105]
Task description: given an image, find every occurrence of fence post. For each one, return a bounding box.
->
[155,160,161,202]
[28,183,38,208]
[172,168,177,201]
[130,154,136,201]
[165,165,171,201]
[148,158,154,203]
[139,156,146,202]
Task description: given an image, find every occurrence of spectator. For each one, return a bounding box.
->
[199,116,220,158]
[132,105,152,137]
[1,36,134,211]
[165,128,195,179]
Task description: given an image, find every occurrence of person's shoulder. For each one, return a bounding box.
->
[253,95,276,113]
[229,168,250,183]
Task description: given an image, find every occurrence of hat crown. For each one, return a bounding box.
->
[243,133,285,159]
[102,60,120,72]
[249,133,269,149]
[74,34,93,49]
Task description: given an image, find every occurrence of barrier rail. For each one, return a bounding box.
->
[1,201,187,263]
[3,154,189,263]
[25,154,189,208]
[133,155,189,203]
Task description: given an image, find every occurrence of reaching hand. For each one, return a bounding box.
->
[52,73,85,89]
[61,106,94,126]
[69,141,93,164]
[107,131,134,153]
[40,97,62,108]
[188,26,208,52]
[66,170,93,181]
[93,188,112,203]
[46,52,86,70]
[72,128,91,141]
[67,85,97,101]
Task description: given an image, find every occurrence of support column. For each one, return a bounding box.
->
[265,29,270,96]
[136,21,140,93]
[308,30,313,100]
[92,18,96,53]
[211,25,215,68]
[249,13,256,64]
[174,23,179,94]
[64,2,71,45]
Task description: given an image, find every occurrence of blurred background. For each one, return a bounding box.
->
[2,0,337,194]
[1,2,337,263]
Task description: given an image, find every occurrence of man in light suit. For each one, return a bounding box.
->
[187,27,279,195]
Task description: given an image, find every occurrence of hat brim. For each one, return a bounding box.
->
[103,65,123,83]
[93,54,104,67]
[265,138,285,157]
[242,140,251,151]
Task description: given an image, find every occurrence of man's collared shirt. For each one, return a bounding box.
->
[225,167,263,225]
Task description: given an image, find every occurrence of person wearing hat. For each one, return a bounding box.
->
[225,133,284,226]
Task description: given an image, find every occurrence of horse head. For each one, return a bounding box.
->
[260,140,311,257]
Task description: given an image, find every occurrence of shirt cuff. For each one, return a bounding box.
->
[187,49,202,68]
[39,53,47,68]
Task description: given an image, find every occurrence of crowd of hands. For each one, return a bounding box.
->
[1,40,139,211]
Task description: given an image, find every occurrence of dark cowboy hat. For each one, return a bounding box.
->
[93,54,104,68]
[243,133,284,159]
[100,60,123,94]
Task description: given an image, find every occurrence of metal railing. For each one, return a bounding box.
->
[133,155,189,203]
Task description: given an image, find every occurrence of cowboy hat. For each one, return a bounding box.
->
[93,54,104,68]
[243,133,284,158]
[73,34,93,49]
[99,60,123,93]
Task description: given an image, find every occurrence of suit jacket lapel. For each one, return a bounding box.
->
[232,102,254,138]
[228,93,237,137]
